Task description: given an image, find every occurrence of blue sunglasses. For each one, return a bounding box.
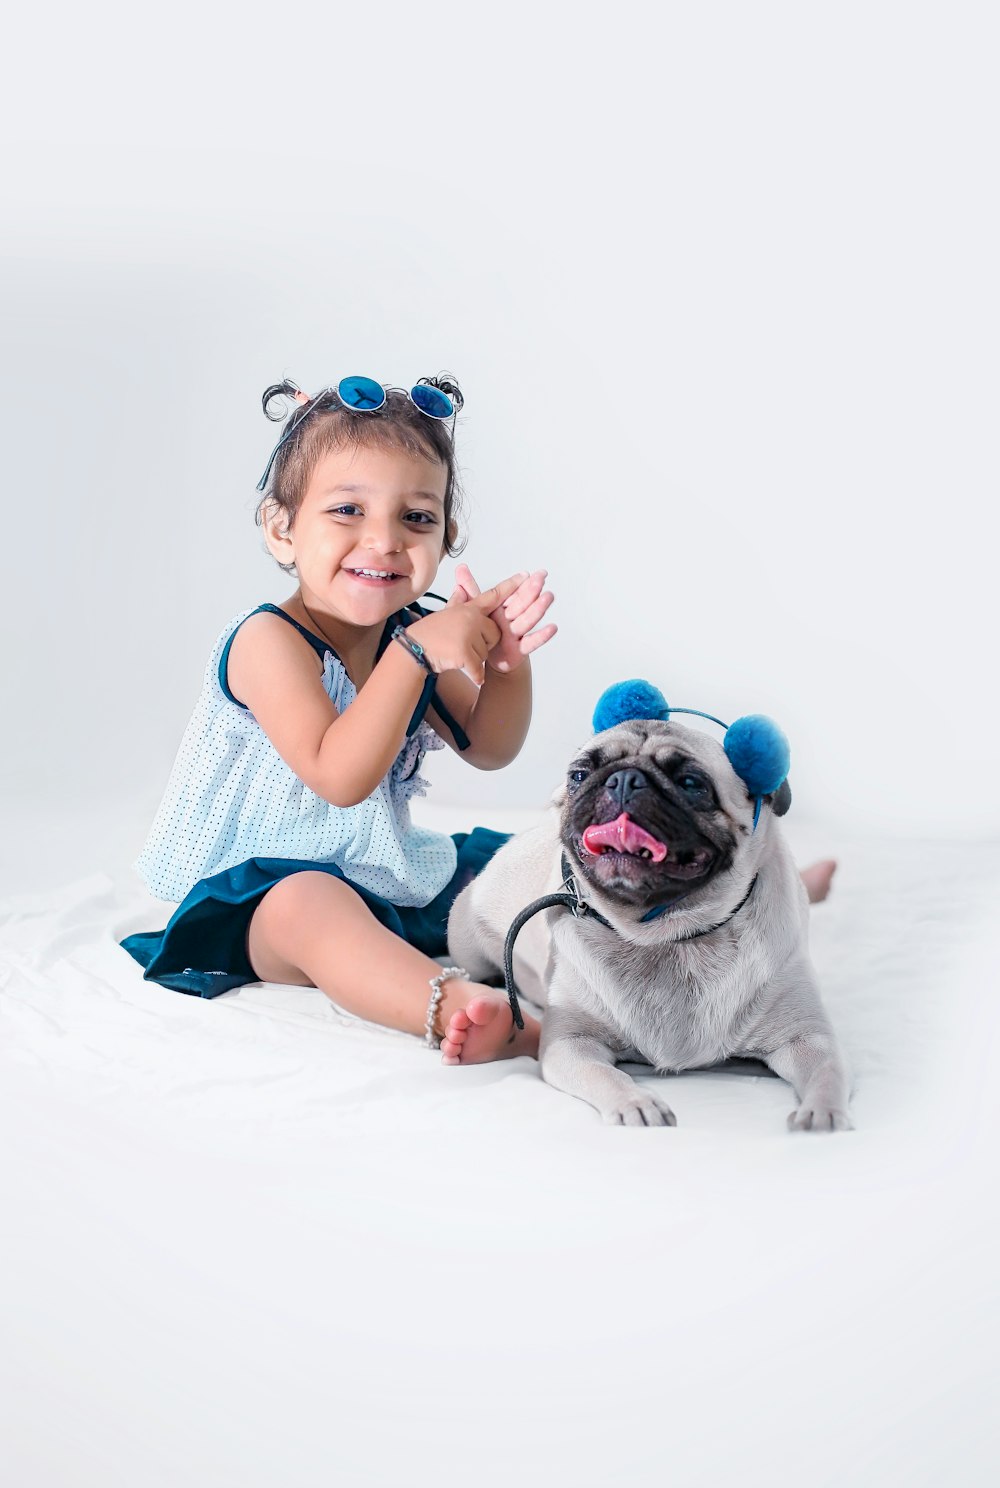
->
[256,376,457,492]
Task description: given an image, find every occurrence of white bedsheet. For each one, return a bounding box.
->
[2,803,997,1487]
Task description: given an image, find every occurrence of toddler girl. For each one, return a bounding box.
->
[123,374,551,1063]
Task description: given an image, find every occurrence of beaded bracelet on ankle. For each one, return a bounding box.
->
[425,966,467,1049]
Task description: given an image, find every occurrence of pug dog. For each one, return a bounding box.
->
[447,718,852,1131]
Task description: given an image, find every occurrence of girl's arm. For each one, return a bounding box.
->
[228,613,426,806]
[427,662,533,771]
[416,566,556,771]
[227,581,521,807]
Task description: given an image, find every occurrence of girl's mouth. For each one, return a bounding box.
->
[344,567,406,585]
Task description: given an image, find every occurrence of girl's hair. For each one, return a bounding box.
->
[255,376,466,569]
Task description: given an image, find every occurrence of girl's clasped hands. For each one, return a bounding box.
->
[407,564,556,685]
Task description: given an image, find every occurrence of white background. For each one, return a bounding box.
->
[2,1,996,850]
[2,9,999,1486]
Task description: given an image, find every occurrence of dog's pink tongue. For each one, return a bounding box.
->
[581,813,668,862]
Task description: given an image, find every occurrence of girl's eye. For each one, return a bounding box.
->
[330,504,362,517]
[404,511,438,527]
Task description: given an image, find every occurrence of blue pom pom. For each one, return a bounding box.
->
[593,680,670,733]
[724,715,790,798]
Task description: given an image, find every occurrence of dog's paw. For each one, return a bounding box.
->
[787,1102,853,1133]
[604,1094,677,1128]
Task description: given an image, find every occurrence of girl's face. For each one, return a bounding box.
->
[264,441,448,628]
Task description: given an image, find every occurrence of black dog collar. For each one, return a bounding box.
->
[502,855,759,1030]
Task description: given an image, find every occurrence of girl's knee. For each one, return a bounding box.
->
[261,870,361,921]
[248,872,363,978]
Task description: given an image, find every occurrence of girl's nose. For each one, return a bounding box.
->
[361,520,401,553]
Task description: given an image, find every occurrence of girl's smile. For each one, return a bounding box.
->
[345,568,405,583]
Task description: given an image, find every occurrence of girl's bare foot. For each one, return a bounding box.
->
[800,859,837,904]
[440,993,541,1065]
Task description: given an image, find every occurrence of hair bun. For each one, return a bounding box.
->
[419,372,464,412]
[262,380,302,422]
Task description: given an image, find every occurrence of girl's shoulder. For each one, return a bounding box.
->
[219,603,335,659]
[216,605,342,712]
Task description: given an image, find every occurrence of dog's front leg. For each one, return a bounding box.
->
[765,1032,853,1132]
[540,1005,677,1127]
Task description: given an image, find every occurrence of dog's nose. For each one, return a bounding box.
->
[605,769,648,807]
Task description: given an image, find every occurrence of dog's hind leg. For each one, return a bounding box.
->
[446,894,504,982]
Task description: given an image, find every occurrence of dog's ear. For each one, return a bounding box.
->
[769,778,792,817]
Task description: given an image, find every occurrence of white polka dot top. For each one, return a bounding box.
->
[136,606,459,906]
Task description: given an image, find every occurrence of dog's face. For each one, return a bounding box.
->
[561,720,779,914]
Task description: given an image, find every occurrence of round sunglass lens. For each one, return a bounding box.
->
[338,376,386,411]
[410,384,454,419]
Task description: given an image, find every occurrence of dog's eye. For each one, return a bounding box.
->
[568,768,588,790]
[680,773,711,798]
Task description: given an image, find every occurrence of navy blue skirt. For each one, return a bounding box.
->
[121,827,510,998]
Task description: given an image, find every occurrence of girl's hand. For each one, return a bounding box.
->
[451,563,557,674]
[406,574,523,685]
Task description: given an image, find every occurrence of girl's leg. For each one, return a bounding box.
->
[246,871,539,1064]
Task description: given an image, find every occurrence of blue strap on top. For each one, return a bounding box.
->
[217,604,324,704]
[218,603,471,750]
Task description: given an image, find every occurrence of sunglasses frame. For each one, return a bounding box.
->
[256,376,457,492]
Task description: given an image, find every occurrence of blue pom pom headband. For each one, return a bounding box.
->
[592,680,790,831]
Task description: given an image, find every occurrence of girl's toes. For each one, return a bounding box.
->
[464,995,505,1027]
[446,1008,472,1033]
